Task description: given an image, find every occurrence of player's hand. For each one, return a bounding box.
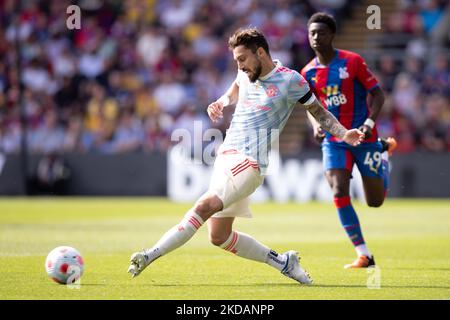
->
[207,101,224,123]
[313,125,325,143]
[343,128,365,146]
[358,124,372,140]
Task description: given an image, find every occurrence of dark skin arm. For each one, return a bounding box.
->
[359,86,385,139]
[307,86,385,142]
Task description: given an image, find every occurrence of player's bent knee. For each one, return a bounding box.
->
[367,198,384,208]
[332,187,349,199]
[194,196,223,219]
[209,233,229,246]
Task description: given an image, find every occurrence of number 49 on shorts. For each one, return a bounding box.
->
[364,151,382,174]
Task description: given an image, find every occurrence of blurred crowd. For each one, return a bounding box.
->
[371,0,450,153]
[0,0,448,156]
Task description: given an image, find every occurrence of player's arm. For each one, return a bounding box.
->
[306,110,325,143]
[207,81,239,123]
[300,70,325,143]
[360,86,385,138]
[300,97,364,146]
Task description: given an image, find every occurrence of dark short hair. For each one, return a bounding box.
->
[228,27,270,54]
[308,12,337,33]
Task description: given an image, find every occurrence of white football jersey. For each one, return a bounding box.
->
[220,60,314,174]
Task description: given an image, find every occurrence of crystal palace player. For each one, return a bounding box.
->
[301,13,397,268]
[128,28,365,283]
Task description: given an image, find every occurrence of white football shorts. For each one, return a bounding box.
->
[209,151,264,218]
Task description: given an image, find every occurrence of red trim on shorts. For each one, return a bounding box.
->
[231,158,259,176]
[334,196,351,208]
[231,159,250,173]
[232,163,259,176]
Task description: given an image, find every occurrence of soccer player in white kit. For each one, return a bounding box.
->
[128,28,364,284]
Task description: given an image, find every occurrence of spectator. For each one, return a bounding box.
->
[113,108,143,153]
[30,153,71,195]
[142,116,171,153]
[29,110,65,154]
[153,72,187,117]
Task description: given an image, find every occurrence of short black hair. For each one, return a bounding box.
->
[308,12,337,34]
[228,27,270,54]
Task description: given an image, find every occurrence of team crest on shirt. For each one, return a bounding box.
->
[339,67,349,79]
[265,84,279,98]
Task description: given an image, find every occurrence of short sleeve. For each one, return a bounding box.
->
[355,55,379,91]
[235,70,244,87]
[288,71,315,106]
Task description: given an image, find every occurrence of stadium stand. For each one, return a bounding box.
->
[0,0,448,157]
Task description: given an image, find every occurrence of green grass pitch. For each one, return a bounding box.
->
[0,198,448,300]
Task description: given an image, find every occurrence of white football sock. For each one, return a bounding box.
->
[152,210,204,256]
[355,244,371,258]
[219,231,286,271]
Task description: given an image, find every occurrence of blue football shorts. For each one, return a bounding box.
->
[322,140,384,179]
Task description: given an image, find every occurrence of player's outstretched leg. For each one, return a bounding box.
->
[127,209,205,277]
[128,194,222,278]
[208,218,312,284]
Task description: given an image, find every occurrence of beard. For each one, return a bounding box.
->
[246,62,262,83]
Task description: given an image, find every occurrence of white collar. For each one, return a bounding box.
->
[259,59,282,81]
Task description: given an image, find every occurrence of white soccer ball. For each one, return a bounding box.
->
[45,246,84,284]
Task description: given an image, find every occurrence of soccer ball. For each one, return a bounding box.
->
[45,246,84,284]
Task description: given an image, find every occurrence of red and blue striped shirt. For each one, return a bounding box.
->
[301,49,379,143]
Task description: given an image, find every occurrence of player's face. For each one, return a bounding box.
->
[233,45,262,82]
[308,22,334,52]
